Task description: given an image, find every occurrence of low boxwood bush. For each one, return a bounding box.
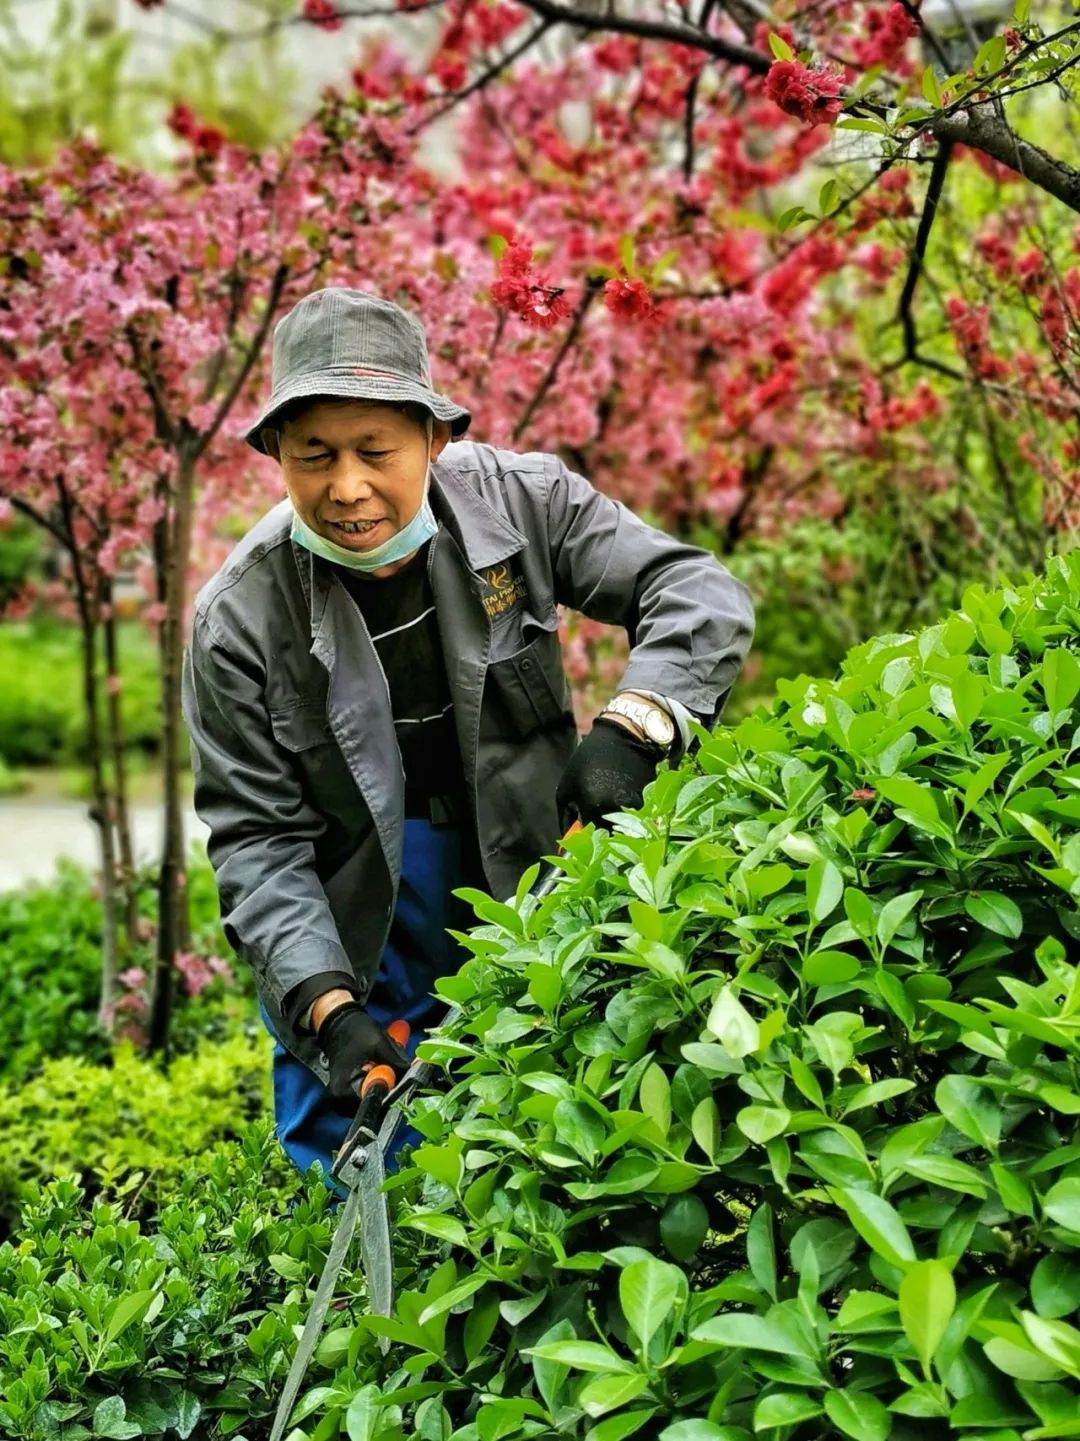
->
[0,852,249,1086]
[0,1034,271,1232]
[0,1123,328,1441]
[291,555,1080,1440]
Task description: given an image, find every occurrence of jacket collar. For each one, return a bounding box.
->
[428,454,528,572]
[296,453,527,637]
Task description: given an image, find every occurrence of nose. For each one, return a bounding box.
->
[327,454,376,506]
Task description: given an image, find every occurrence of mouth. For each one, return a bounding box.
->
[329,518,385,539]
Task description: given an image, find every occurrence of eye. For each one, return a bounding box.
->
[361,449,390,459]
[299,451,332,463]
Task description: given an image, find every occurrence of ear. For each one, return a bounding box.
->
[429,420,453,461]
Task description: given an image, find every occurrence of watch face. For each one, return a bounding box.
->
[644,709,675,747]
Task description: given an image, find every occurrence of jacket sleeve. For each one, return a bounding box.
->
[543,455,755,723]
[182,613,359,1031]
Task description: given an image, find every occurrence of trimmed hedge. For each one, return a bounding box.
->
[0,1124,320,1441]
[0,1033,272,1232]
[294,554,1080,1441]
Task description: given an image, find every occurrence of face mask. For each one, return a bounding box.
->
[290,416,439,573]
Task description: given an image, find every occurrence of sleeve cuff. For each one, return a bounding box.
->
[283,971,360,1034]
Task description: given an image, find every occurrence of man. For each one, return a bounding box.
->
[182,287,754,1181]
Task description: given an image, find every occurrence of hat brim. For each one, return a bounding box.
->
[244,373,471,454]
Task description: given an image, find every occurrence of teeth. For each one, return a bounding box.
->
[335,520,377,533]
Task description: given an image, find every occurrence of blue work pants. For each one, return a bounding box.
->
[259,819,475,1184]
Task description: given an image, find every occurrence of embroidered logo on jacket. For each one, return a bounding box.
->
[481,564,528,619]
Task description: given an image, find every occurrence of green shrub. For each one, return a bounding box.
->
[296,554,1080,1440]
[0,512,42,608]
[0,1033,272,1231]
[0,1123,328,1441]
[0,620,161,765]
[0,853,247,1086]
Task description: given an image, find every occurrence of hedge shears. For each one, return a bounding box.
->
[268,827,580,1441]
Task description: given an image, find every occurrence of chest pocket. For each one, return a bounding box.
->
[484,614,572,738]
[269,698,335,752]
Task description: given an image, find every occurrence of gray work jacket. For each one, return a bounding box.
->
[182,441,754,1080]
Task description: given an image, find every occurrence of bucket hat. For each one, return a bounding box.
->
[245,287,471,454]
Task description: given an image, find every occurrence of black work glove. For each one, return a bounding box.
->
[318,1002,412,1102]
[556,717,665,832]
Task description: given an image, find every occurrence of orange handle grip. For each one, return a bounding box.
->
[360,1063,396,1098]
[357,1019,411,1099]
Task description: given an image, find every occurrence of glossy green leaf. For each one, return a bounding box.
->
[579,1373,651,1418]
[807,859,844,922]
[1032,1254,1080,1318]
[753,1391,823,1429]
[964,891,1023,939]
[747,1204,777,1301]
[619,1257,681,1350]
[526,1340,636,1374]
[345,1385,380,1441]
[1043,1177,1080,1231]
[823,1388,892,1441]
[660,1193,710,1262]
[737,1105,790,1145]
[899,1259,955,1374]
[707,987,760,1058]
[935,1074,1001,1150]
[829,1187,916,1268]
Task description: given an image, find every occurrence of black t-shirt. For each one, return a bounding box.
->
[339,543,467,819]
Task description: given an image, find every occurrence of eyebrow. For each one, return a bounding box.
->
[295,430,394,449]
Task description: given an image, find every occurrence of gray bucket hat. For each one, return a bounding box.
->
[245,287,471,454]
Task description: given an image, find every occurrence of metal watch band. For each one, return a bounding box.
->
[600,695,676,750]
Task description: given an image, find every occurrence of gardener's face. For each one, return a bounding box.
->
[276,400,449,572]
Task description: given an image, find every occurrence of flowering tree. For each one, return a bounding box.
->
[2,0,1079,1045]
[0,137,307,1042]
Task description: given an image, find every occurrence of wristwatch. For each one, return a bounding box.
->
[600,694,677,751]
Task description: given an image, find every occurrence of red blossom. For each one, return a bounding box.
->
[195,126,225,158]
[167,103,196,139]
[764,59,845,127]
[433,53,468,91]
[850,787,877,801]
[302,0,344,30]
[603,277,655,323]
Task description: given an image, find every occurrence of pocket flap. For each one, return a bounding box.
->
[269,700,334,752]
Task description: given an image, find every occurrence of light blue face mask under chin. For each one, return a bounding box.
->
[290,489,438,572]
[289,427,439,573]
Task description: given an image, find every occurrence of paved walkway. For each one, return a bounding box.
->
[0,799,208,892]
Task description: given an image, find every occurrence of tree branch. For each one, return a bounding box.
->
[896,140,953,361]
[197,263,291,454]
[126,326,179,446]
[517,0,768,71]
[6,494,71,550]
[513,277,602,442]
[407,19,553,136]
[930,105,1080,213]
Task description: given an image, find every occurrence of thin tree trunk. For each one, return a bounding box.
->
[103,582,140,952]
[148,446,197,1055]
[57,484,122,1026]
